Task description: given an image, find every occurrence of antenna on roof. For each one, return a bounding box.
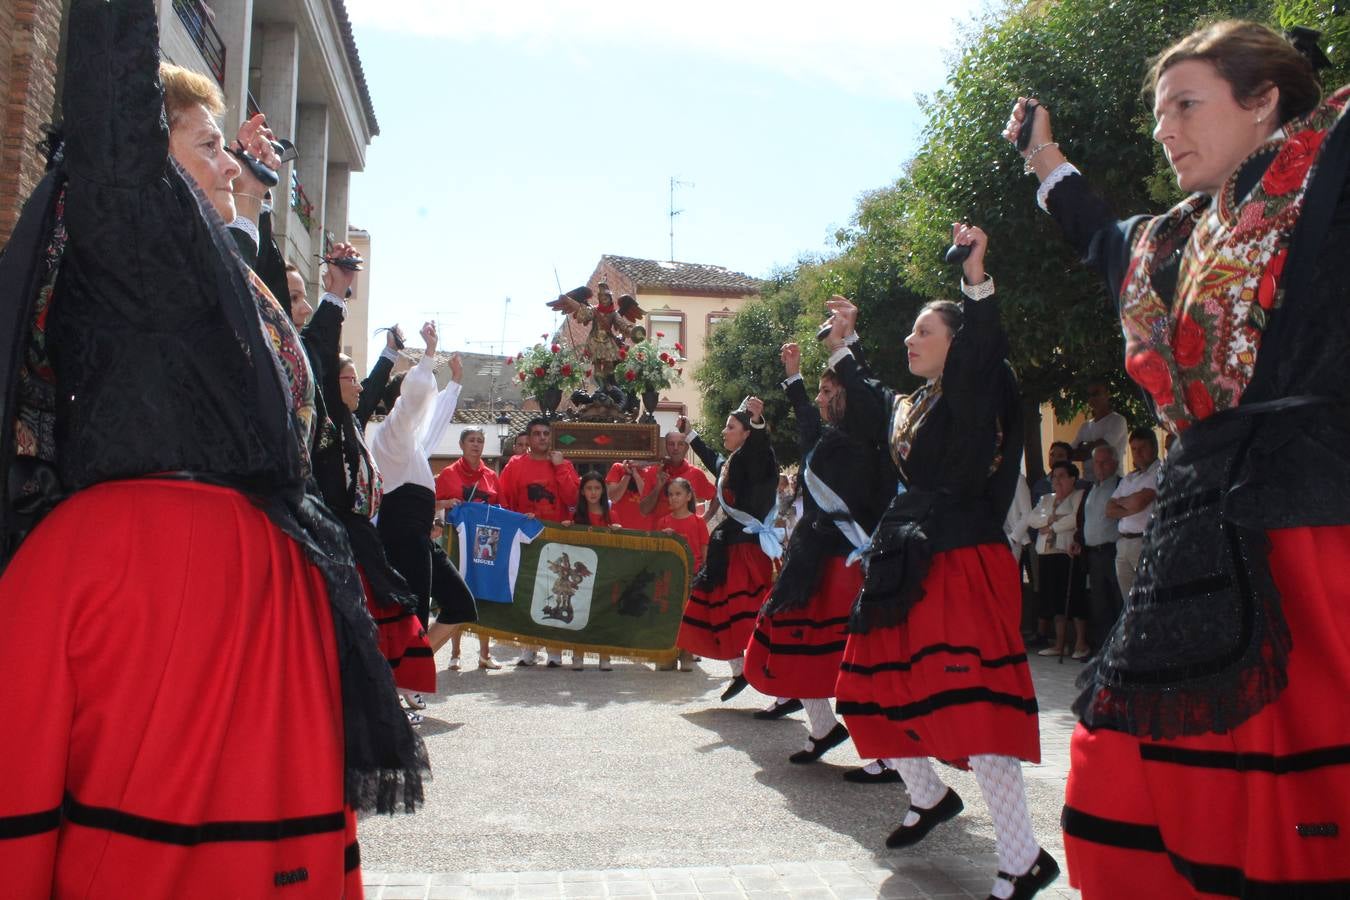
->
[669,176,693,262]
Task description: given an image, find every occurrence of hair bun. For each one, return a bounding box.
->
[1286,26,1332,73]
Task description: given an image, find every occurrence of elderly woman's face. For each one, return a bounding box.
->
[168,102,240,221]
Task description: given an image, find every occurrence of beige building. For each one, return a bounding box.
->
[564,255,762,418]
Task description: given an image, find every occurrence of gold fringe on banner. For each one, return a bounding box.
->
[466,626,679,665]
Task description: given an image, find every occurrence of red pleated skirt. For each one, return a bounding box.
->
[362,571,437,695]
[745,554,860,699]
[0,479,362,898]
[677,542,774,660]
[1063,525,1350,898]
[835,542,1040,767]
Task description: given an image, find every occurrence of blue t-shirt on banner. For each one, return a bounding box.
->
[450,502,546,603]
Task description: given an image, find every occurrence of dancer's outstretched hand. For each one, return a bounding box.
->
[780,343,801,377]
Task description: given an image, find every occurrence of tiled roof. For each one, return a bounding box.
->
[601,255,762,294]
[330,0,379,137]
[452,409,537,432]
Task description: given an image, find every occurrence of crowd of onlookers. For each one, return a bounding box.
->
[1010,378,1162,660]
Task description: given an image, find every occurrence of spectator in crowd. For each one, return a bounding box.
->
[1027,461,1090,659]
[1076,445,1122,653]
[1030,441,1073,503]
[499,417,581,666]
[1070,379,1128,482]
[435,426,502,670]
[641,429,717,518]
[561,472,622,671]
[1107,427,1161,602]
[500,431,528,474]
[655,478,710,672]
[607,458,660,530]
[285,261,314,328]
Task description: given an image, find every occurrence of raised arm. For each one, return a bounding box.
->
[779,342,823,453]
[1003,98,1143,303]
[821,297,894,448]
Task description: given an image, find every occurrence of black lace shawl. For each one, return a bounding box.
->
[1046,92,1350,739]
[0,0,426,811]
[688,424,778,591]
[760,366,895,616]
[834,296,1024,633]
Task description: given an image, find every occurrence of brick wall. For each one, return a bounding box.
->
[0,0,63,246]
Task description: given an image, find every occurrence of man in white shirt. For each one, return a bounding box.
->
[1077,445,1122,651]
[1071,379,1129,483]
[1107,428,1160,603]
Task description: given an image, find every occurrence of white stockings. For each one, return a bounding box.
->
[801,698,838,740]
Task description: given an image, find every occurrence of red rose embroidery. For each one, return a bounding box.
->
[1126,350,1174,406]
[1185,379,1215,420]
[1172,315,1206,369]
[1262,130,1325,196]
[1256,248,1288,310]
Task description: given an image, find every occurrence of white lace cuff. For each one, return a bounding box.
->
[1037,162,1080,212]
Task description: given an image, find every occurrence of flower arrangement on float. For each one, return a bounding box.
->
[614,334,684,395]
[509,339,587,399]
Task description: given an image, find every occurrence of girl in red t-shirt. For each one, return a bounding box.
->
[562,472,620,670]
[659,477,711,672]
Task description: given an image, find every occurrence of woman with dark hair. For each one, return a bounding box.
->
[743,341,894,765]
[1008,19,1350,896]
[561,471,620,670]
[0,1,424,893]
[1024,461,1090,660]
[676,398,780,700]
[829,225,1055,900]
[436,425,501,669]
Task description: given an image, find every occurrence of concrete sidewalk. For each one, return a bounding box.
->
[358,637,1084,899]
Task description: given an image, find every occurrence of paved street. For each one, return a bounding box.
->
[359,635,1082,899]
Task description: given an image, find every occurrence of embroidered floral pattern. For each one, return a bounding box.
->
[247,268,316,476]
[1117,87,1350,432]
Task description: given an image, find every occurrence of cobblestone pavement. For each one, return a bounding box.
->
[359,635,1084,900]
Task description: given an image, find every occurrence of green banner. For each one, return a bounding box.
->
[447,525,693,659]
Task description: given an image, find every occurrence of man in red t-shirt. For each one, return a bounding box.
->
[606,459,662,531]
[497,417,581,667]
[498,418,580,523]
[640,429,716,519]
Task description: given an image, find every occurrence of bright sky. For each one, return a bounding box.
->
[343,0,986,363]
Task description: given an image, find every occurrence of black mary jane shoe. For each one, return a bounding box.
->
[720,674,749,702]
[988,848,1059,899]
[752,698,804,720]
[789,722,850,764]
[885,788,964,849]
[843,761,903,784]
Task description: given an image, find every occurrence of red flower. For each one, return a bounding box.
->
[656,331,665,338]
[659,352,669,362]
[1185,379,1215,420]
[534,366,546,377]
[618,348,628,360]
[637,353,646,362]
[561,364,573,376]
[1257,248,1288,310]
[667,358,675,367]
[1263,130,1325,195]
[624,370,637,381]
[1125,350,1174,407]
[551,344,561,353]
[517,372,526,381]
[674,342,684,353]
[1172,314,1206,369]
[585,368,593,377]
[505,355,514,364]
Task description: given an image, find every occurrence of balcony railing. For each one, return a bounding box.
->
[172,0,227,86]
[291,171,316,232]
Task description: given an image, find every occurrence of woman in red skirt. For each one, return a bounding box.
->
[676,399,780,700]
[1010,20,1350,896]
[745,340,894,764]
[830,226,1057,900]
[0,2,424,894]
